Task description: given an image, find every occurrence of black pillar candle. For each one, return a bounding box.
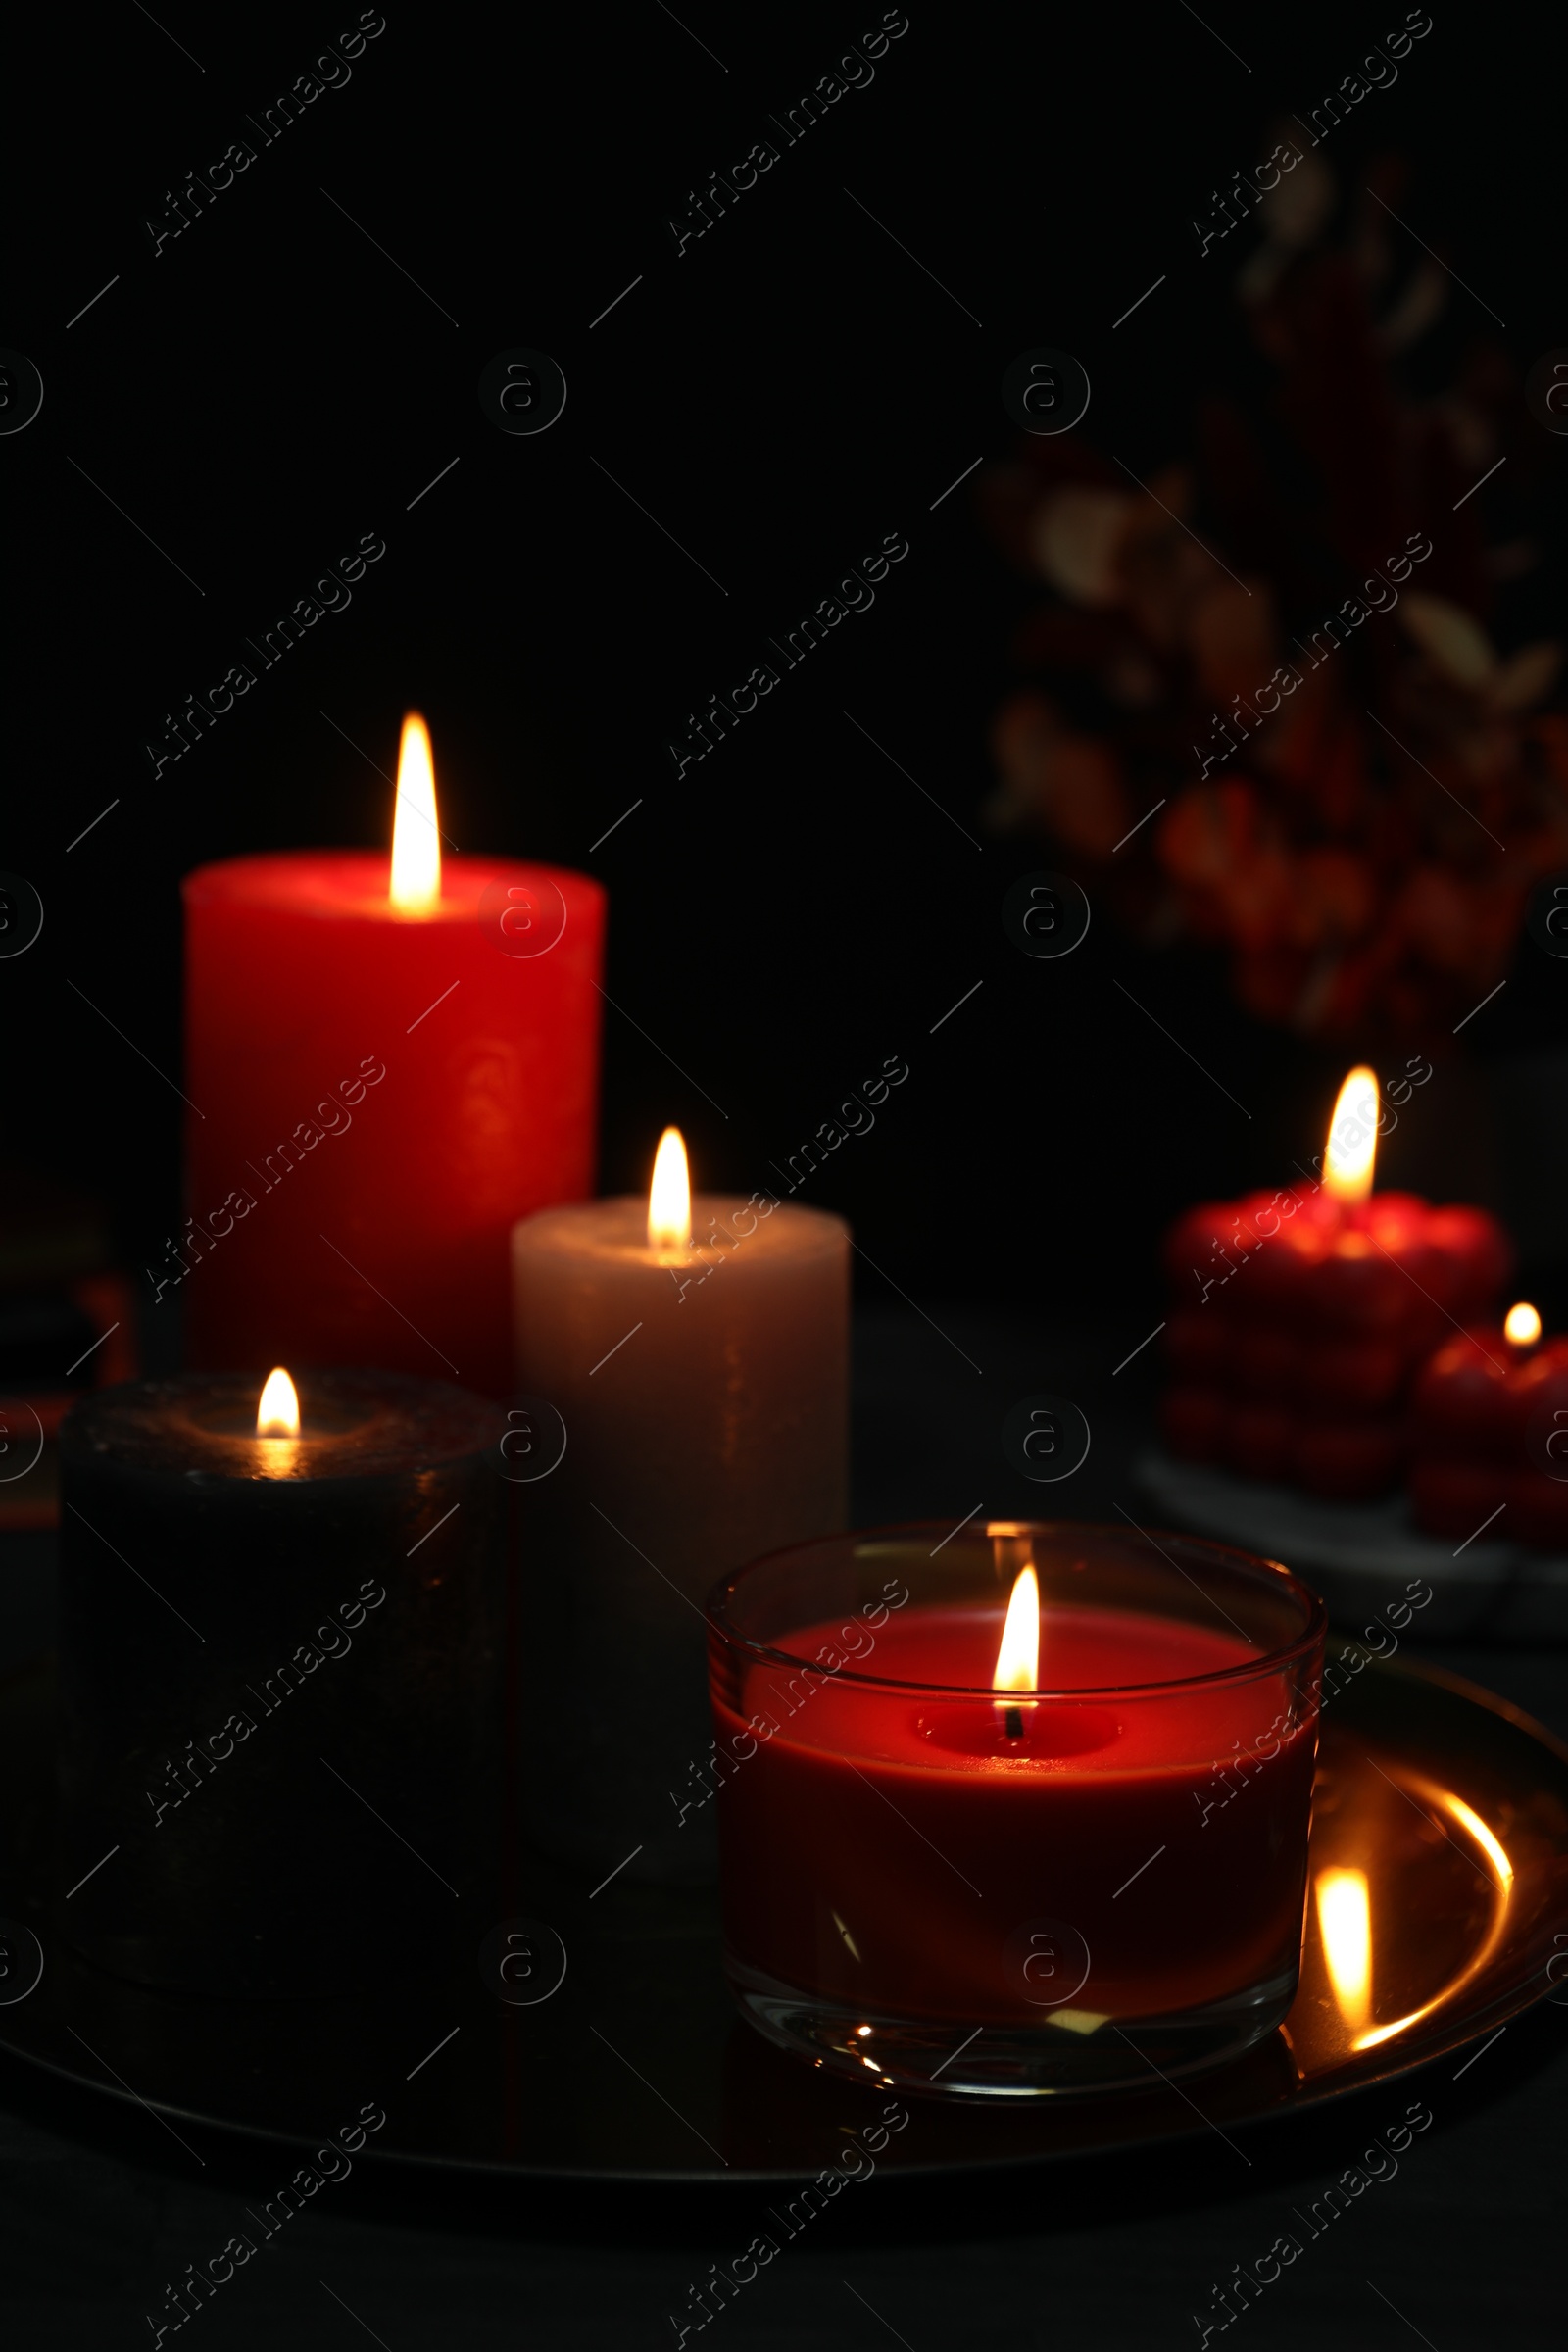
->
[58,1370,507,1995]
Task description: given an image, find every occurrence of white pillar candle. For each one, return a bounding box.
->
[512,1131,849,1883]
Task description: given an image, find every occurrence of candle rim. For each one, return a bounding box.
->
[180,849,603,919]
[512,1194,850,1252]
[709,1518,1327,1699]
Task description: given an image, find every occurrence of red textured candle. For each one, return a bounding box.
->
[176,716,604,1395]
[709,1523,1325,2096]
[1161,1067,1511,1498]
[1411,1305,1568,1547]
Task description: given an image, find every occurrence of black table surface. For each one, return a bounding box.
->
[4,1306,1564,2348]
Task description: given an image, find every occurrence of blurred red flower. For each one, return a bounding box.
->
[981,150,1568,1046]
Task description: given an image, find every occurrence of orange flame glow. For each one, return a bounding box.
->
[993,1565,1041,1692]
[648,1127,691,1250]
[256,1367,300,1437]
[1315,1865,1371,2032]
[1324,1066,1378,1204]
[1348,1784,1512,2052]
[390,711,441,911]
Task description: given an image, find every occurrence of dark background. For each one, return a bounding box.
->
[7,4,1568,2343]
[8,0,1568,1326]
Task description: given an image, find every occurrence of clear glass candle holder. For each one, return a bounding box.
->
[707,1520,1326,2099]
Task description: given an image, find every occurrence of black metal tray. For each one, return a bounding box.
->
[0,1643,1563,2180]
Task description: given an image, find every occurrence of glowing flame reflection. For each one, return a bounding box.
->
[1315,1866,1371,2033]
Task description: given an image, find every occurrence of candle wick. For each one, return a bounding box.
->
[1004,1703,1023,1740]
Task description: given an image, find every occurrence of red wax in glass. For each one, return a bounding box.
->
[1411,1329,1568,1547]
[715,1604,1317,2025]
[181,853,604,1395]
[1160,1185,1511,1497]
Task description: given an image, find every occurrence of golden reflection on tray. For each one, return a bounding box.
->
[1300,1750,1513,2064]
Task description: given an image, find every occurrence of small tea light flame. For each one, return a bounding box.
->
[1315,1865,1371,2032]
[994,1565,1040,1695]
[1504,1301,1542,1348]
[648,1126,691,1250]
[1323,1065,1378,1204]
[256,1366,300,1437]
[390,710,441,911]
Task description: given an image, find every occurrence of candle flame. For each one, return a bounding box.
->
[648,1126,691,1250]
[256,1367,300,1437]
[1323,1065,1378,1203]
[390,711,441,911]
[1505,1301,1542,1347]
[993,1565,1040,1692]
[1315,1865,1371,2032]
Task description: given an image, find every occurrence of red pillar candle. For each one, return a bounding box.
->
[1411,1303,1568,1547]
[1160,1067,1512,1498]
[178,715,605,1396]
[709,1521,1324,2098]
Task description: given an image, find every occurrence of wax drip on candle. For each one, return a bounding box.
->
[993,1564,1040,1740]
[390,711,441,911]
[648,1126,692,1251]
[1322,1065,1378,1209]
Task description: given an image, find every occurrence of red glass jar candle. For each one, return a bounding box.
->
[708,1521,1325,2098]
[1410,1303,1568,1547]
[1161,1068,1511,1498]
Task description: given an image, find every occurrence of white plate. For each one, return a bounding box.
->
[1135,1450,1568,1641]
